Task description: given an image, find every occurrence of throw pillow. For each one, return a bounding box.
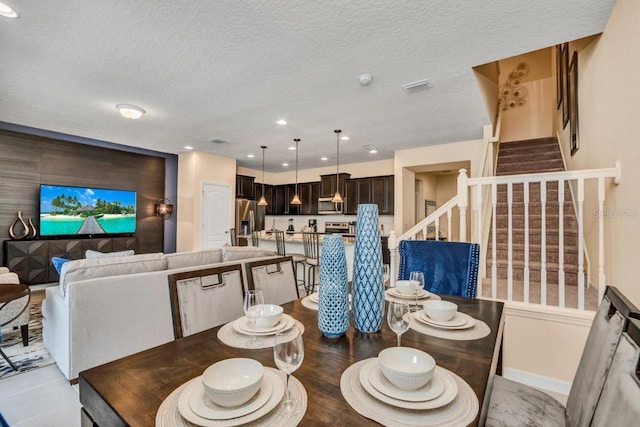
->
[85,249,135,259]
[52,257,71,274]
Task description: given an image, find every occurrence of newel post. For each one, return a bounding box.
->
[457,168,468,242]
[388,231,396,288]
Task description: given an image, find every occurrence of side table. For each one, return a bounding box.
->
[0,284,30,371]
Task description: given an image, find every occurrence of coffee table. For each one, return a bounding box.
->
[0,284,30,371]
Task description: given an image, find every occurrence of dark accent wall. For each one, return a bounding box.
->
[0,129,166,264]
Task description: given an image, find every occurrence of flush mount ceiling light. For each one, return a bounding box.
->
[257,146,268,206]
[116,104,145,119]
[290,138,302,205]
[364,144,378,154]
[276,119,287,125]
[0,2,18,18]
[331,129,343,204]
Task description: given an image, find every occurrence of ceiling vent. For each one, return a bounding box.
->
[210,139,228,144]
[401,79,433,93]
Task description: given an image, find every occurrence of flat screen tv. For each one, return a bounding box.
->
[40,185,137,237]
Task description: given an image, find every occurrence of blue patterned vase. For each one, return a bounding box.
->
[352,204,384,332]
[318,235,350,338]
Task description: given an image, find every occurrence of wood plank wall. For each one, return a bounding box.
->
[0,129,165,264]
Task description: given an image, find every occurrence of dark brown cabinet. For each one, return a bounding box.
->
[298,182,320,215]
[344,175,394,215]
[254,183,274,214]
[236,175,255,199]
[320,173,351,198]
[372,175,394,214]
[344,180,358,215]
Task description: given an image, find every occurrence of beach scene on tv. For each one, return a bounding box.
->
[40,185,136,236]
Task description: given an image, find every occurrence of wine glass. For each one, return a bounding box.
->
[387,301,410,346]
[409,271,424,312]
[273,326,304,413]
[243,290,264,347]
[382,264,390,286]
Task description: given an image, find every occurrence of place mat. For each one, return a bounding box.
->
[217,319,305,349]
[156,367,307,427]
[384,289,441,304]
[408,312,490,341]
[340,359,478,427]
[300,296,318,311]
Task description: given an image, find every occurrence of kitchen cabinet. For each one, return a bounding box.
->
[344,180,358,215]
[235,175,255,199]
[273,185,289,215]
[372,175,394,214]
[320,173,351,198]
[254,183,275,214]
[294,182,320,215]
[344,175,394,215]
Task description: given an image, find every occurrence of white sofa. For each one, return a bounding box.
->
[42,246,278,381]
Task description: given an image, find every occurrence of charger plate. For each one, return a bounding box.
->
[415,312,476,330]
[218,320,305,350]
[300,296,318,311]
[233,315,295,335]
[341,358,478,427]
[409,313,490,341]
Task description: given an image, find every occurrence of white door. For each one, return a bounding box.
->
[201,182,231,249]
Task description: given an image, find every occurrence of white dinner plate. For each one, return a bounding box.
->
[363,360,445,402]
[187,373,273,420]
[388,288,431,300]
[232,314,294,336]
[359,359,458,410]
[178,369,284,426]
[415,311,476,330]
[309,292,319,303]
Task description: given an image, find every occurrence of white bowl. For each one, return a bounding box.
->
[202,358,264,407]
[422,300,458,322]
[395,280,414,295]
[378,347,436,391]
[255,304,283,328]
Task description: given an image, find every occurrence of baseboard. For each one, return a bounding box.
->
[503,367,572,396]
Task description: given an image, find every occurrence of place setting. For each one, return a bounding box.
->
[217,290,305,349]
[409,299,491,341]
[340,301,479,426]
[300,291,319,310]
[156,326,308,426]
[385,273,441,305]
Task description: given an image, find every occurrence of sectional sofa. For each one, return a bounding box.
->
[41,246,278,381]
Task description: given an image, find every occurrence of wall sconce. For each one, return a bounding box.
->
[155,198,174,220]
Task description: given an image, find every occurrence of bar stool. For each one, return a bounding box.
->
[251,230,260,247]
[274,231,306,293]
[229,228,238,246]
[302,232,320,295]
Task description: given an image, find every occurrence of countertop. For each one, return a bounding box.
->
[258,233,355,245]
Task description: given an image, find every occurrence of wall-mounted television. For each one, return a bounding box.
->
[40,185,137,237]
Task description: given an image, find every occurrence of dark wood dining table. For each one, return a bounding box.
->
[79,295,504,427]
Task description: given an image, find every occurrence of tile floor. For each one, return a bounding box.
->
[0,365,80,426]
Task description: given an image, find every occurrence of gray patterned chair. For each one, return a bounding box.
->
[0,268,30,346]
[486,286,638,427]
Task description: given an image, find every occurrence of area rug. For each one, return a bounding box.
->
[0,302,55,380]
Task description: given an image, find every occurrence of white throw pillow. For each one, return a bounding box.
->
[85,249,135,259]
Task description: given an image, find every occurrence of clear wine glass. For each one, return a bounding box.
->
[273,326,304,413]
[409,271,424,312]
[382,264,390,287]
[387,301,410,346]
[243,290,264,347]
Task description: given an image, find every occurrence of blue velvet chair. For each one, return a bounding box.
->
[398,240,480,298]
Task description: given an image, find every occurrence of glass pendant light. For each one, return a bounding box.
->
[258,146,268,206]
[331,129,343,203]
[290,138,302,205]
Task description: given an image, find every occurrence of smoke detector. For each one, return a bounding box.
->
[359,74,373,86]
[401,79,433,92]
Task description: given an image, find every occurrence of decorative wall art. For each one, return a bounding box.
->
[555,44,563,108]
[560,43,570,129]
[499,62,530,110]
[569,51,579,156]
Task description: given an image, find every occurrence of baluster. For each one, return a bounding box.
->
[507,182,513,301]
[577,178,585,310]
[447,209,452,242]
[473,185,482,297]
[540,180,547,305]
[389,231,396,288]
[598,177,605,302]
[435,217,440,241]
[492,183,497,299]
[558,179,565,308]
[524,181,530,303]
[457,169,468,241]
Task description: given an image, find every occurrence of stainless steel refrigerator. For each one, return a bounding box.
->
[235,199,265,236]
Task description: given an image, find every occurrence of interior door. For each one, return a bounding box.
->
[201,182,231,249]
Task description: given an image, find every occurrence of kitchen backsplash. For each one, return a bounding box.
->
[265,214,394,235]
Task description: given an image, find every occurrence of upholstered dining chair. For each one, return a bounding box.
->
[0,271,30,346]
[486,286,639,427]
[589,317,640,426]
[302,232,321,295]
[398,240,479,298]
[274,231,306,294]
[245,256,299,306]
[168,264,245,339]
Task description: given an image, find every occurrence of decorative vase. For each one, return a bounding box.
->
[8,211,30,240]
[318,235,350,338]
[352,204,384,332]
[28,218,37,239]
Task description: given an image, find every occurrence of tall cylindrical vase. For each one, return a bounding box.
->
[318,235,350,338]
[352,204,384,332]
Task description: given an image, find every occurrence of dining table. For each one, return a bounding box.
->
[79,294,504,427]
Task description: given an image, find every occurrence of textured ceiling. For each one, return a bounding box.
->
[0,0,615,172]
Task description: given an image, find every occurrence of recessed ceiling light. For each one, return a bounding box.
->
[184,146,193,150]
[116,104,145,119]
[321,156,328,161]
[340,136,350,141]
[282,162,289,167]
[247,154,255,158]
[288,146,296,150]
[0,3,18,18]
[276,119,287,125]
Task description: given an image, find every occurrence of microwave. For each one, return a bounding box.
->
[318,197,343,215]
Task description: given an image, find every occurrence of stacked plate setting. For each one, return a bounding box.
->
[231,313,296,336]
[177,369,285,426]
[358,358,459,410]
[307,292,319,306]
[413,311,476,330]
[387,288,432,300]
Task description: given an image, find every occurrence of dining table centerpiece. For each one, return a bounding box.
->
[318,234,350,338]
[352,204,384,332]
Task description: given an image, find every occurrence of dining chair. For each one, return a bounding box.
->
[0,271,30,346]
[229,228,238,246]
[302,232,321,295]
[245,256,299,305]
[168,264,245,339]
[589,317,640,426]
[398,240,479,298]
[251,230,260,247]
[274,230,306,293]
[486,286,639,427]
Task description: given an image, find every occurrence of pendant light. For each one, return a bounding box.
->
[331,129,343,203]
[290,138,302,205]
[257,146,268,206]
